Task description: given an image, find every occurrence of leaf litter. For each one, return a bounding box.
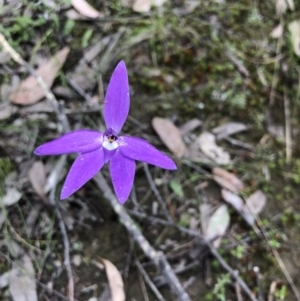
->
[9,254,38,301]
[10,47,70,105]
[152,117,187,157]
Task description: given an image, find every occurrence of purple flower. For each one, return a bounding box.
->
[34,61,177,204]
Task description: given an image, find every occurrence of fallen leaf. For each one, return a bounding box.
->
[221,189,244,211]
[276,0,287,15]
[132,0,151,12]
[124,0,167,12]
[212,122,247,140]
[199,203,213,235]
[198,132,230,165]
[1,187,22,206]
[270,23,284,39]
[206,205,230,248]
[71,0,103,18]
[288,20,300,57]
[28,161,46,197]
[0,102,15,120]
[243,190,266,225]
[10,47,70,105]
[212,168,244,191]
[179,118,202,135]
[9,254,38,301]
[0,271,9,289]
[152,117,187,157]
[100,258,125,301]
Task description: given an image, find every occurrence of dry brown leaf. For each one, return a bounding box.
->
[152,117,187,157]
[28,161,46,197]
[198,132,230,165]
[100,258,125,301]
[243,190,266,225]
[212,168,244,191]
[10,47,70,105]
[221,189,244,211]
[71,0,103,18]
[9,254,38,301]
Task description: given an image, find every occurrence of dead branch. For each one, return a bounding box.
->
[94,172,192,301]
[136,260,167,301]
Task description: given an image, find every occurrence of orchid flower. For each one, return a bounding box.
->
[34,61,177,204]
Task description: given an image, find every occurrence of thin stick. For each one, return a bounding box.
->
[0,34,74,301]
[143,163,174,223]
[136,260,167,301]
[93,173,192,301]
[284,89,292,162]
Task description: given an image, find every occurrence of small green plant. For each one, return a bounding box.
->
[230,245,245,259]
[275,285,287,300]
[213,274,231,301]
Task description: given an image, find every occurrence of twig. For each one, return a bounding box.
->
[269,19,283,106]
[136,260,167,301]
[283,89,292,162]
[137,262,150,301]
[253,266,264,301]
[143,163,174,223]
[93,173,192,301]
[0,34,74,301]
[225,48,249,77]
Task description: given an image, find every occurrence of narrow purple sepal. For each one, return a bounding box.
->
[110,150,135,204]
[119,136,177,170]
[60,149,104,199]
[34,130,102,156]
[104,61,129,134]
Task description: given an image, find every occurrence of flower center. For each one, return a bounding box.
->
[102,128,119,151]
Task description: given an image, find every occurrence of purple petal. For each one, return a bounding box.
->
[104,61,129,134]
[60,149,104,199]
[119,136,177,170]
[110,150,135,204]
[34,130,102,156]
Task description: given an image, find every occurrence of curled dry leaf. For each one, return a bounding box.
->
[205,205,230,248]
[212,122,247,140]
[71,0,103,18]
[10,47,70,105]
[221,189,244,211]
[243,190,266,226]
[198,132,230,165]
[98,258,125,301]
[28,161,46,197]
[212,168,244,191]
[9,254,38,301]
[152,117,187,157]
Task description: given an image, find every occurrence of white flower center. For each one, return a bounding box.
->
[102,139,119,151]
